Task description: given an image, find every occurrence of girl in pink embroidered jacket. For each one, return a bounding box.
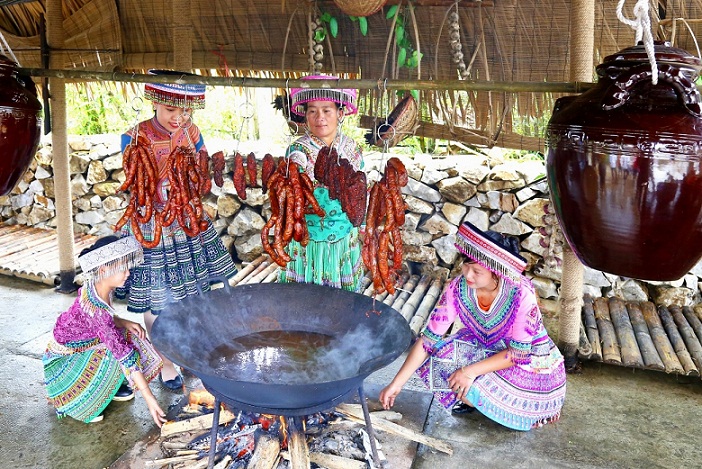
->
[379,222,566,431]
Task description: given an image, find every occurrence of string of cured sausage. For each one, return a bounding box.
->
[313,146,367,227]
[361,157,408,295]
[261,158,326,266]
[114,134,214,248]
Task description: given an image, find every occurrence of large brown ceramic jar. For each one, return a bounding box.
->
[546,41,702,281]
[0,54,42,196]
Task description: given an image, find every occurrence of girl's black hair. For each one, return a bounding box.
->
[79,235,120,257]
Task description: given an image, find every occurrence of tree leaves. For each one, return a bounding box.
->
[359,17,368,36]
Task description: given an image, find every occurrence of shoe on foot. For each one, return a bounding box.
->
[88,414,104,423]
[159,374,184,392]
[112,382,135,402]
[452,401,476,415]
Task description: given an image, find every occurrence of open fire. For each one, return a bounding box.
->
[150,388,386,469]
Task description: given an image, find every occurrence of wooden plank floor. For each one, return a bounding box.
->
[0,223,97,285]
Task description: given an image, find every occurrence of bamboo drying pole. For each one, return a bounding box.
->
[658,306,698,376]
[626,302,665,371]
[608,298,644,368]
[592,298,621,364]
[640,302,684,374]
[581,295,602,361]
[228,255,267,286]
[17,68,594,93]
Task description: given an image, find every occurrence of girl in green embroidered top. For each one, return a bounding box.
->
[280,75,364,291]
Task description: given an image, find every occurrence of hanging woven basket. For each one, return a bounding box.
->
[333,0,388,17]
[366,94,418,148]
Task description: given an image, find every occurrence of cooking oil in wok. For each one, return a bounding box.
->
[210,330,341,384]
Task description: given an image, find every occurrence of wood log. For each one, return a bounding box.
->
[682,306,702,344]
[247,434,281,469]
[335,404,453,455]
[214,456,233,469]
[658,305,698,376]
[669,305,702,372]
[592,298,621,364]
[160,409,237,438]
[694,304,702,324]
[339,404,403,422]
[400,275,432,321]
[144,454,200,467]
[409,276,444,334]
[625,302,665,371]
[581,295,602,360]
[308,452,367,469]
[228,255,267,286]
[640,302,684,374]
[608,298,644,368]
[286,417,310,469]
[390,275,420,311]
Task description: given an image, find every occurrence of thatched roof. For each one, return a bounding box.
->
[2,0,701,150]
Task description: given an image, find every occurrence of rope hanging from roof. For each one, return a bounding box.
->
[616,0,658,84]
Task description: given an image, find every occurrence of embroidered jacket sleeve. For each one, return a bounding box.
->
[85,308,141,372]
[420,277,460,353]
[506,280,542,365]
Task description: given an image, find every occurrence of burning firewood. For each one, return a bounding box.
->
[335,403,453,456]
[160,409,237,438]
[247,434,280,469]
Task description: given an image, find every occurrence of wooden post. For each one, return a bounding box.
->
[46,0,77,293]
[556,0,594,370]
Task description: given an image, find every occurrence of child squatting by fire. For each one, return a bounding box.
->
[42,235,167,426]
[380,222,566,431]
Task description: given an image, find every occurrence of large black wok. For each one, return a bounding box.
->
[151,282,412,416]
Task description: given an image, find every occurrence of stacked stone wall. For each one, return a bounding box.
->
[2,134,700,307]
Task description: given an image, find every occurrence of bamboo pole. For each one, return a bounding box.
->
[16,68,595,93]
[608,298,644,368]
[582,295,602,361]
[669,305,702,372]
[400,274,432,321]
[626,301,665,371]
[658,305,698,376]
[390,275,420,313]
[592,297,621,364]
[640,302,684,374]
[682,306,702,344]
[409,276,444,334]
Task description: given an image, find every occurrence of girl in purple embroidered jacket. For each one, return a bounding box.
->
[379,222,566,431]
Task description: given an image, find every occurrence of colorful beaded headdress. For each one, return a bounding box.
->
[78,235,144,283]
[455,222,527,285]
[144,69,206,110]
[290,74,358,116]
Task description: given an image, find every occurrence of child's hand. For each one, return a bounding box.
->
[379,382,402,410]
[448,367,476,401]
[144,395,167,427]
[116,318,147,340]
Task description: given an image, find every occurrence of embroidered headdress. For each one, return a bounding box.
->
[454,222,527,286]
[290,74,358,116]
[144,69,206,110]
[78,235,144,283]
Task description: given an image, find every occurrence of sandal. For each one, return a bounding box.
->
[452,402,476,415]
